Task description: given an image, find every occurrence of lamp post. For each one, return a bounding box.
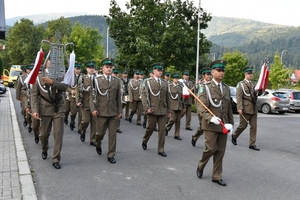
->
[281,50,287,63]
[211,52,215,61]
[106,26,109,57]
[195,0,202,84]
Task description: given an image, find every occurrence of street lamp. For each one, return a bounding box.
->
[281,50,287,63]
[106,26,109,57]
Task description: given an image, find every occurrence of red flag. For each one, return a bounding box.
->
[24,50,44,84]
[255,63,269,92]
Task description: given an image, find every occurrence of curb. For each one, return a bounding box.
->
[8,88,38,200]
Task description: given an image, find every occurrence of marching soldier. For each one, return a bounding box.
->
[165,72,186,140]
[128,70,143,125]
[31,58,68,169]
[64,62,82,131]
[16,65,30,129]
[191,67,212,147]
[164,72,171,84]
[112,68,123,133]
[121,70,130,120]
[139,71,144,81]
[76,61,97,146]
[196,60,234,186]
[181,70,194,131]
[91,58,122,164]
[231,66,262,151]
[141,63,172,157]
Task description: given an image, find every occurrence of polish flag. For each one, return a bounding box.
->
[24,49,44,84]
[255,63,269,92]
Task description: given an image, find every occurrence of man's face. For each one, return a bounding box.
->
[74,67,81,75]
[202,72,212,82]
[86,67,95,75]
[122,73,128,78]
[26,69,31,74]
[212,68,225,82]
[183,74,189,80]
[173,77,179,84]
[46,60,51,68]
[102,64,113,76]
[134,74,139,79]
[153,69,163,78]
[245,71,253,80]
[112,73,118,77]
[139,74,144,79]
[164,76,170,80]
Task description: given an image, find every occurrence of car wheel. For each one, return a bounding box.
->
[261,104,271,114]
[278,111,286,114]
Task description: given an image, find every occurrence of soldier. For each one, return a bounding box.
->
[76,61,97,146]
[139,71,144,81]
[121,70,130,120]
[165,72,186,140]
[141,62,172,157]
[231,66,262,151]
[128,70,143,125]
[196,60,234,186]
[16,65,30,129]
[91,58,122,164]
[64,62,82,131]
[31,58,68,169]
[164,72,171,84]
[191,67,212,147]
[112,68,123,133]
[181,70,194,131]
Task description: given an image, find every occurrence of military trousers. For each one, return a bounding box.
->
[233,113,257,146]
[129,100,142,124]
[122,102,130,120]
[166,110,183,137]
[181,104,192,129]
[80,106,96,143]
[192,115,204,142]
[198,130,227,180]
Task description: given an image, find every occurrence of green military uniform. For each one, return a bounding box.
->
[181,70,194,130]
[112,68,123,133]
[77,61,97,145]
[141,63,172,156]
[91,58,122,162]
[196,60,234,184]
[165,72,185,139]
[232,66,262,150]
[128,71,143,125]
[192,67,212,146]
[31,70,68,167]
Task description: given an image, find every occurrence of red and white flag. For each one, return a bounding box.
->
[24,49,44,84]
[255,63,269,92]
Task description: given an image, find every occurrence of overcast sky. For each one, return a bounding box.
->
[3,0,300,26]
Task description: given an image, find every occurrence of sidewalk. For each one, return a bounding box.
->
[0,88,37,200]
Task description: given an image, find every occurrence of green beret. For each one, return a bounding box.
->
[122,70,128,74]
[151,62,164,70]
[200,67,211,75]
[148,69,153,74]
[75,62,82,69]
[139,71,144,75]
[85,60,96,68]
[182,70,189,75]
[171,72,180,78]
[134,70,140,75]
[113,68,119,74]
[101,57,114,66]
[210,59,227,69]
[243,66,253,73]
[164,72,170,77]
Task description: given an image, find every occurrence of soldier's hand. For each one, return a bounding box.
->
[25,108,31,113]
[71,90,76,95]
[118,113,122,118]
[238,110,243,115]
[167,112,172,118]
[92,110,98,117]
[77,102,83,107]
[42,77,53,84]
[147,108,153,114]
[32,112,39,119]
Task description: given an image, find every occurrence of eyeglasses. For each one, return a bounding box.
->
[215,69,225,72]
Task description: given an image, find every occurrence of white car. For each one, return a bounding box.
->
[257,90,290,114]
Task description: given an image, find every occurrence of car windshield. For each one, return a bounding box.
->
[10,70,22,76]
[293,92,300,100]
[273,92,287,98]
[230,87,236,96]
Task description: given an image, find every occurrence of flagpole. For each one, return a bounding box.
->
[195,0,201,84]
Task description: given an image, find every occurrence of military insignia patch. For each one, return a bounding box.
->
[199,86,204,94]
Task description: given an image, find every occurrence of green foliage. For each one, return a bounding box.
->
[44,17,72,42]
[269,53,293,90]
[107,0,212,76]
[221,51,248,86]
[191,104,197,113]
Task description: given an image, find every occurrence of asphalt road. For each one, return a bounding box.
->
[10,88,300,200]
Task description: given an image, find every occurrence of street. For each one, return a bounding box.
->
[10,88,300,200]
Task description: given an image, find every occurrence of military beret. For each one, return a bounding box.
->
[152,62,164,70]
[209,59,227,69]
[182,70,189,75]
[171,72,180,78]
[101,57,114,66]
[85,60,96,68]
[200,67,211,75]
[164,72,170,77]
[243,66,254,73]
[113,68,119,74]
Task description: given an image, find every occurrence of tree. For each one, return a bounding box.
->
[107,0,212,76]
[44,17,72,43]
[269,53,292,90]
[67,22,105,67]
[222,51,248,86]
[3,18,44,66]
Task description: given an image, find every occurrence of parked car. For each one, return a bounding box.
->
[229,86,238,113]
[0,83,6,94]
[278,90,300,113]
[257,90,290,114]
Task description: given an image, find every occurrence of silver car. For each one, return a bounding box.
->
[257,90,290,114]
[278,90,300,113]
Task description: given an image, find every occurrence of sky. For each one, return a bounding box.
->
[3,0,300,26]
